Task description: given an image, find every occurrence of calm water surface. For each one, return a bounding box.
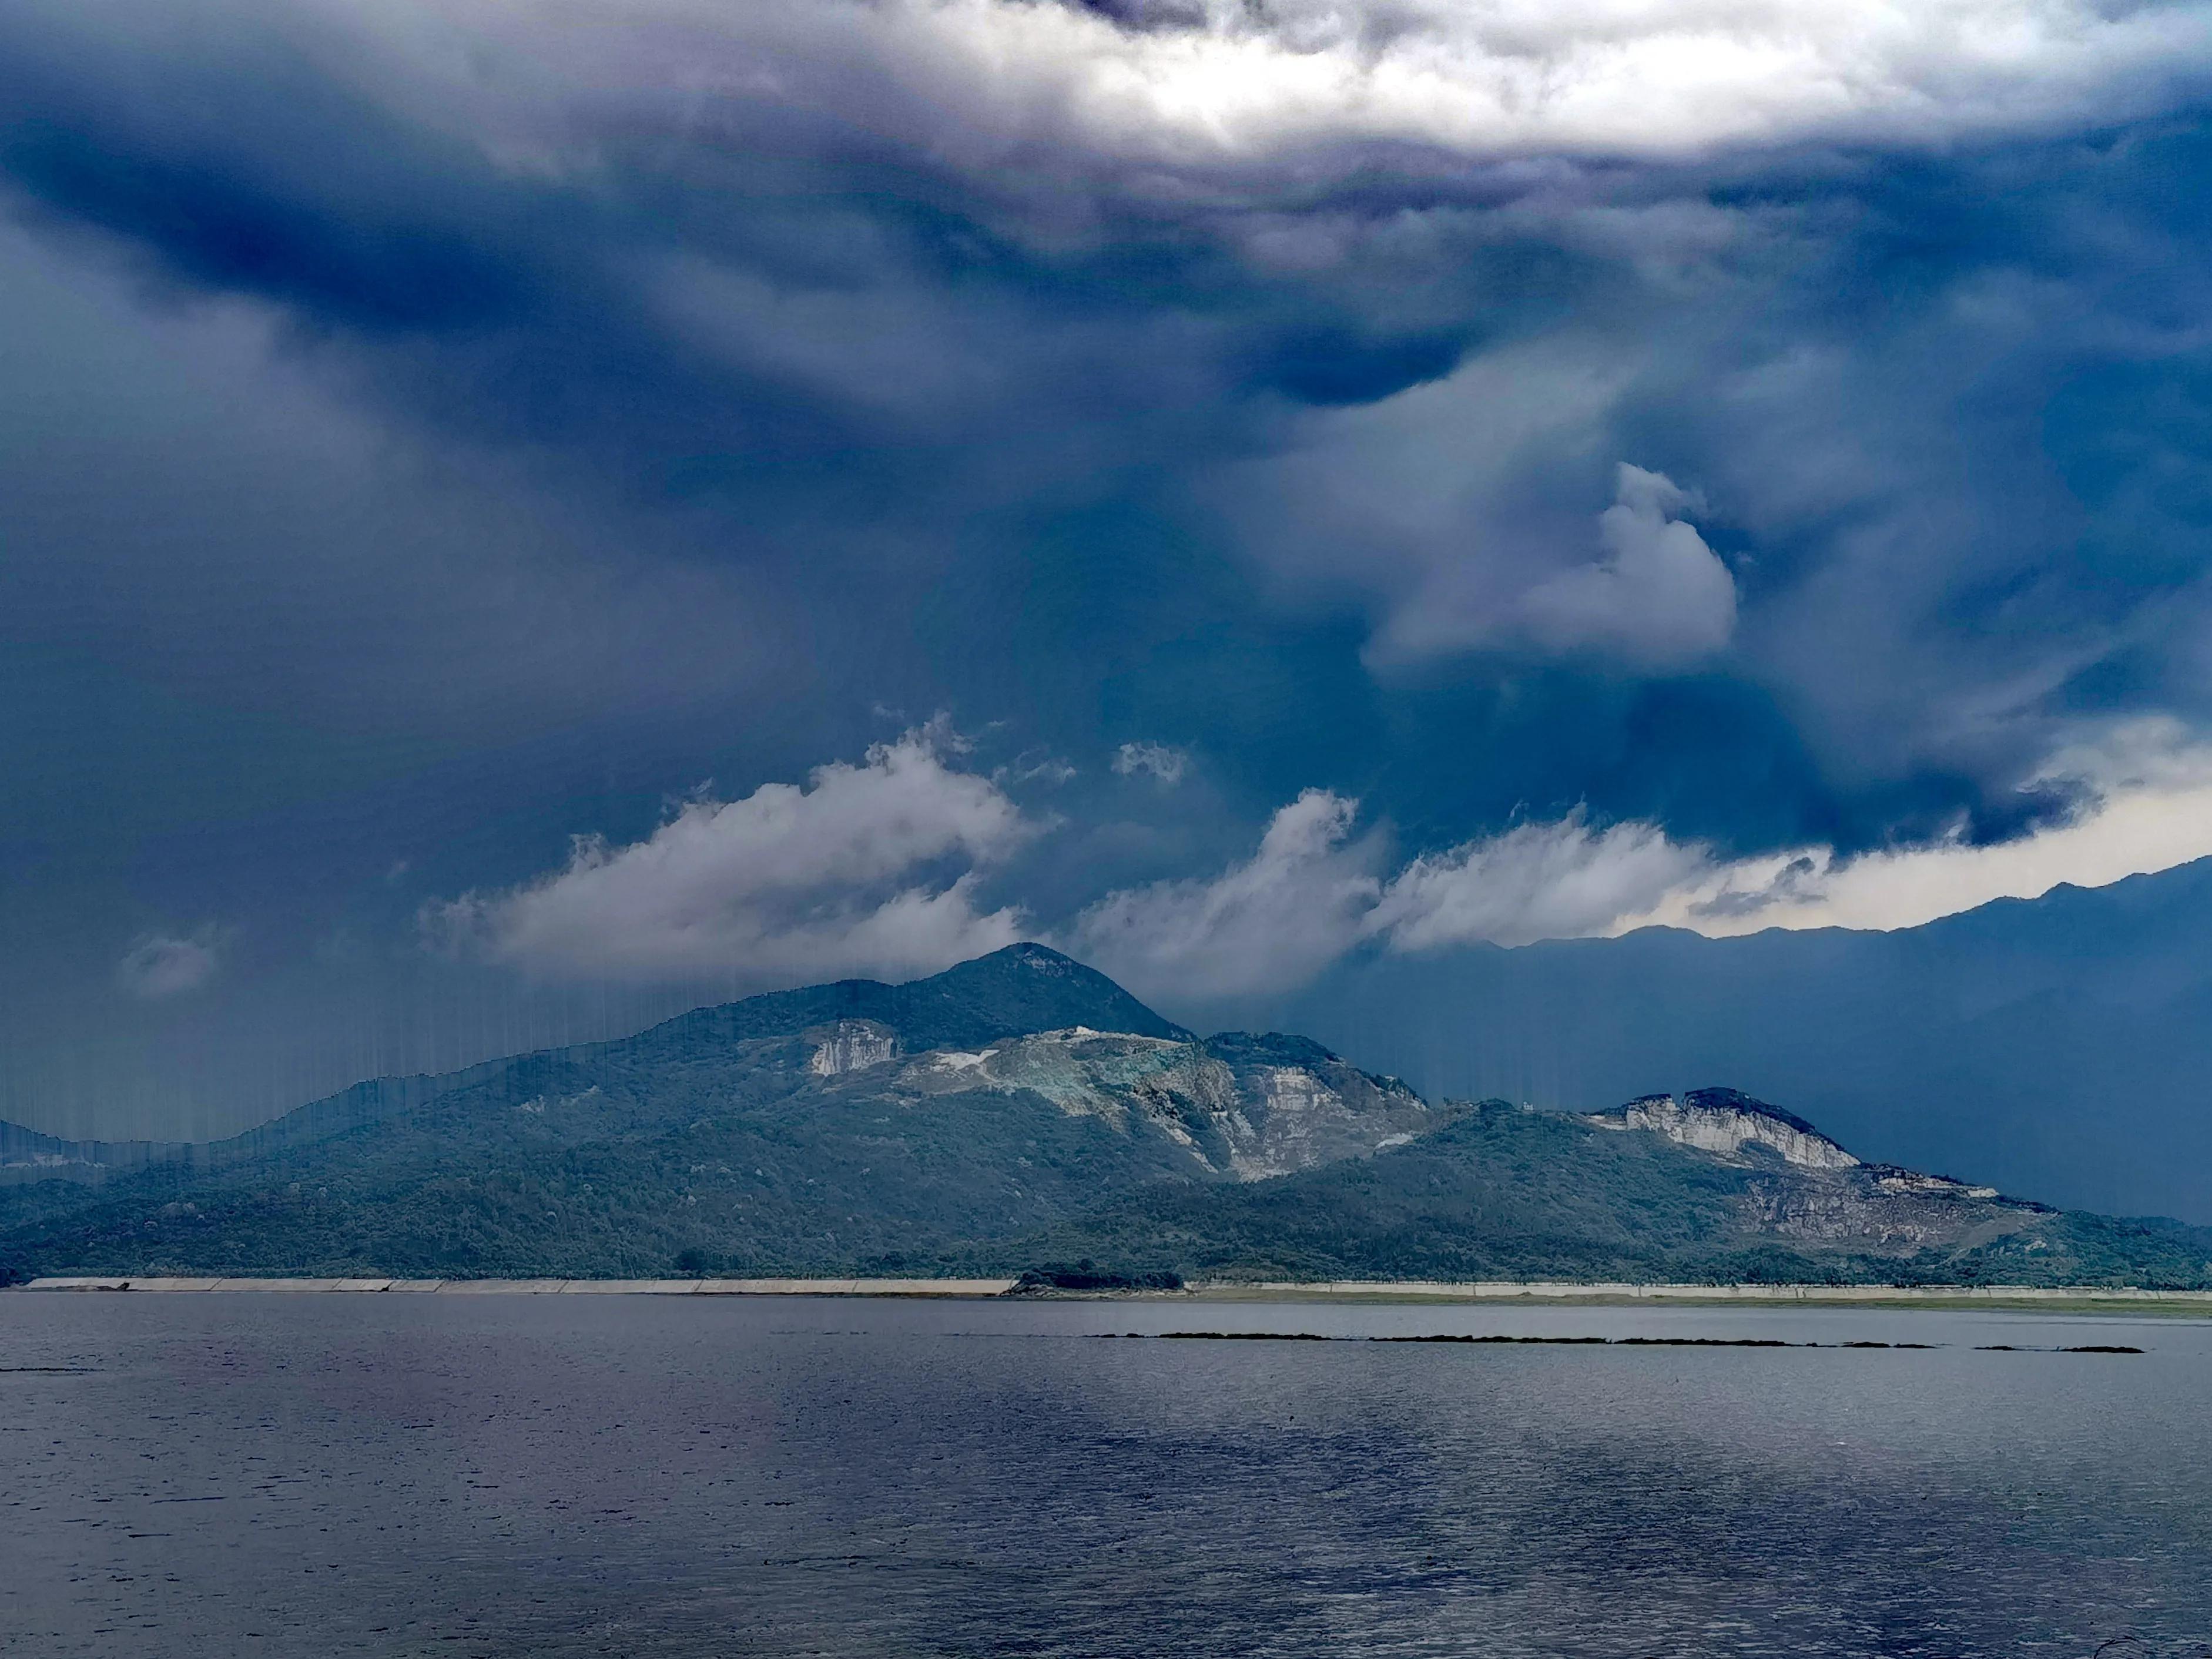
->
[4,1294,2210,1657]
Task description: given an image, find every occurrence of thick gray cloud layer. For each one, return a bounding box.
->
[5,0,2212,1133]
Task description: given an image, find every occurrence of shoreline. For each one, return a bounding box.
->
[14,1275,2212,1313]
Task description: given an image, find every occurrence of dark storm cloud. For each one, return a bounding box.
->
[4,2,2207,815]
[6,0,2212,1130]
[0,1,1624,527]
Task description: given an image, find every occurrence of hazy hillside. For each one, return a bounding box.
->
[1226,859,2212,1222]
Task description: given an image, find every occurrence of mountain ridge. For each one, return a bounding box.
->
[0,942,1191,1188]
[3,944,2207,1288]
[1236,855,2212,1221]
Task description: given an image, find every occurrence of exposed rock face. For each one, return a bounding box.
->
[1590,1088,1861,1171]
[1876,1170,2000,1199]
[1585,1086,2055,1255]
[806,1021,897,1077]
[830,1028,1440,1181]
[1206,1033,1440,1179]
[1738,1169,2041,1251]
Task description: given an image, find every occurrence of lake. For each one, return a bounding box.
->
[5,1293,2210,1657]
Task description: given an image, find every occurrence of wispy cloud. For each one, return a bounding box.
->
[1112,741,1190,787]
[1628,721,2212,936]
[1370,812,1710,951]
[116,930,224,999]
[1066,789,1380,998]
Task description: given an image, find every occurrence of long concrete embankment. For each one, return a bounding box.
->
[15,1276,2212,1309]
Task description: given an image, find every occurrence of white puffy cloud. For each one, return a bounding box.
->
[1067,795,1711,1001]
[447,716,2212,1005]
[1518,465,1736,663]
[116,931,223,998]
[1112,740,1190,786]
[1065,788,1381,999]
[1068,721,2212,996]
[430,726,1035,986]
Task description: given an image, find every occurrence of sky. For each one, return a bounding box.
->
[6,0,2212,1138]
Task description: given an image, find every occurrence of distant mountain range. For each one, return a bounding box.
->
[1234,857,2212,1224]
[4,943,2209,1287]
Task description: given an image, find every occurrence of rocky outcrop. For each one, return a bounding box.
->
[806,1020,897,1077]
[844,1027,1442,1180]
[1589,1088,1860,1171]
[1874,1169,2000,1199]
[1582,1087,2057,1256]
[1201,1033,1439,1179]
[1738,1168,2041,1251]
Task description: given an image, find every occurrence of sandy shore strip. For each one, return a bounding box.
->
[14,1276,1022,1296]
[12,1276,2212,1310]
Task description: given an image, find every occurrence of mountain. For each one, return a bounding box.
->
[1229,857,2212,1223]
[0,943,1192,1189]
[1024,1088,2212,1288]
[0,946,1447,1279]
[3,945,2208,1286]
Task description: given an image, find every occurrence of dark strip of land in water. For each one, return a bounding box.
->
[1116,1333,2144,1351]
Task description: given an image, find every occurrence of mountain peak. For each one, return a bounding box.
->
[907,944,1192,1043]
[987,942,1081,970]
[638,942,1190,1063]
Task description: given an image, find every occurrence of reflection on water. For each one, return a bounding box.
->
[5,1295,2211,1657]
